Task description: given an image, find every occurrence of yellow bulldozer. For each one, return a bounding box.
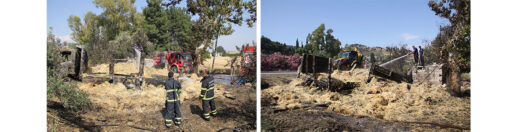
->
[334,48,363,71]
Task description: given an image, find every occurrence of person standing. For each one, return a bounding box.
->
[412,46,419,66]
[419,46,425,67]
[200,70,216,121]
[164,72,182,128]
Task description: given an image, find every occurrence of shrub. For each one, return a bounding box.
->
[47,75,91,112]
[202,51,211,59]
[110,32,133,59]
[286,54,301,70]
[261,52,302,71]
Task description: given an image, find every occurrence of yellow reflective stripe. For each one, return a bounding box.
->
[203,113,210,118]
[175,117,182,120]
[201,87,215,91]
[200,94,204,97]
[203,90,208,98]
[165,124,172,126]
[202,96,214,100]
[211,110,217,113]
[165,119,173,122]
[167,99,177,102]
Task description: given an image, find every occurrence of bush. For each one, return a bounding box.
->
[287,54,301,70]
[224,52,240,57]
[261,52,301,71]
[110,32,133,59]
[202,51,211,59]
[47,75,91,112]
[87,28,155,64]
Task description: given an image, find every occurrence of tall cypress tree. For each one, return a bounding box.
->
[143,0,170,50]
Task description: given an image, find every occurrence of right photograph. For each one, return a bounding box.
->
[260,0,470,131]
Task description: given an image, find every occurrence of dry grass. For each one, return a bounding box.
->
[200,56,241,70]
[262,69,470,128]
[77,69,227,116]
[87,62,169,78]
[77,82,165,114]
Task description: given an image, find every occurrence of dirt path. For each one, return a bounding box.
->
[48,84,256,132]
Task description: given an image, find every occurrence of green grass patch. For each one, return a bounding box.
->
[223,53,240,57]
[461,73,470,81]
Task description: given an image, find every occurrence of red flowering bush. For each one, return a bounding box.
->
[261,52,301,71]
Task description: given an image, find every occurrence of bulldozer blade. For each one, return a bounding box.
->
[368,64,413,83]
[299,54,331,73]
[349,63,357,76]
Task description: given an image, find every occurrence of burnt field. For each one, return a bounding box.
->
[261,70,470,131]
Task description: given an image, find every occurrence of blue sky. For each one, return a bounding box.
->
[47,0,256,51]
[262,0,449,48]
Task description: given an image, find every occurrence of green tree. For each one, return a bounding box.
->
[302,24,341,57]
[429,0,470,72]
[165,0,256,73]
[109,32,133,59]
[295,38,299,49]
[143,0,170,50]
[215,46,226,55]
[167,7,194,51]
[429,0,470,96]
[370,53,376,65]
[68,12,101,45]
[261,36,295,55]
[68,0,147,64]
[304,33,312,54]
[132,28,155,56]
[311,24,325,53]
[93,0,138,40]
[68,12,111,64]
[324,29,341,58]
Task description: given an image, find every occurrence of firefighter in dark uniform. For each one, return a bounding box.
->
[164,72,182,128]
[200,70,216,121]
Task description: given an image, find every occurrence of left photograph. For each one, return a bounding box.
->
[47,0,256,131]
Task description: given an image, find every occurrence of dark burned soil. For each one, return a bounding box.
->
[261,73,468,131]
[47,84,256,132]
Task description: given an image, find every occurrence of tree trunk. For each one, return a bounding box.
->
[449,62,462,96]
[137,53,145,90]
[444,52,462,97]
[211,35,219,72]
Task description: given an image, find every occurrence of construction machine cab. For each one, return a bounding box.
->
[336,48,363,70]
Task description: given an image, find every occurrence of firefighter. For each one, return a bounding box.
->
[412,46,419,66]
[200,70,216,121]
[164,72,182,128]
[418,45,425,67]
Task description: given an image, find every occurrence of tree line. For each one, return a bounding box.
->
[261,36,296,55]
[261,23,342,58]
[65,0,256,72]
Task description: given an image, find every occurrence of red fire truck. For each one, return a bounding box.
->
[153,51,193,73]
[241,46,256,75]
